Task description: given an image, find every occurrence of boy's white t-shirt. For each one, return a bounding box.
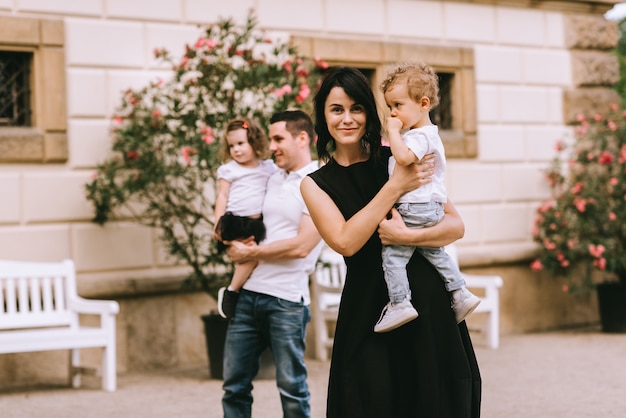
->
[217,159,277,217]
[388,124,447,204]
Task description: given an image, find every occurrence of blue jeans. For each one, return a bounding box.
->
[222,289,311,418]
[382,201,465,303]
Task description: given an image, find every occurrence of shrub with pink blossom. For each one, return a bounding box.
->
[531,104,626,292]
[85,11,327,296]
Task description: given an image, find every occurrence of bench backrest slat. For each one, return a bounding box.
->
[0,260,78,330]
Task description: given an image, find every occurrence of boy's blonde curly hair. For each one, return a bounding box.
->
[380,62,440,109]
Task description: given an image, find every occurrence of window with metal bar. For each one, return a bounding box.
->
[431,72,452,130]
[0,51,32,127]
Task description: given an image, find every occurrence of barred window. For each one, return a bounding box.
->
[0,51,32,127]
[431,72,452,130]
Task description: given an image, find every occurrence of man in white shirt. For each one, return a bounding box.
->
[221,110,323,418]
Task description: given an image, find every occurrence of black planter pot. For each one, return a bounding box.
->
[597,282,626,333]
[201,313,229,379]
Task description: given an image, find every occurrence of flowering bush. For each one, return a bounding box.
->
[85,11,327,297]
[531,104,626,292]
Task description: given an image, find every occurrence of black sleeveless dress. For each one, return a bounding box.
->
[308,147,481,418]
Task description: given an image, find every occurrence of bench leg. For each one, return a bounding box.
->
[70,349,81,389]
[102,342,116,392]
[102,314,117,392]
[487,305,500,349]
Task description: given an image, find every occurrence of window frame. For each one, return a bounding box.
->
[292,37,477,158]
[0,16,68,163]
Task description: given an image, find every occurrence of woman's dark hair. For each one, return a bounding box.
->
[313,66,382,163]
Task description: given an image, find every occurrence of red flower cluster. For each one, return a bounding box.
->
[531,106,626,291]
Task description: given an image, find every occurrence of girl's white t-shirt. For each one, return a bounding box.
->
[217,159,277,217]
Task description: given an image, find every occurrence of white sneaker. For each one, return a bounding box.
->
[452,287,481,323]
[374,298,419,333]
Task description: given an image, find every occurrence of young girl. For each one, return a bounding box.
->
[213,117,276,319]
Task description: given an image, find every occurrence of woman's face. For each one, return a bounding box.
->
[323,86,367,146]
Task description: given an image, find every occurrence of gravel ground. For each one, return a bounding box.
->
[1,328,625,418]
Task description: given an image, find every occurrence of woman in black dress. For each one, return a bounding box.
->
[300,66,481,417]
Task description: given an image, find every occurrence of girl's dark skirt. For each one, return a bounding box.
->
[215,212,266,253]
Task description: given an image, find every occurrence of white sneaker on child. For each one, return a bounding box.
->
[451,287,481,323]
[374,297,419,333]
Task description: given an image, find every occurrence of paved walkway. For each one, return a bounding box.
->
[2,328,625,417]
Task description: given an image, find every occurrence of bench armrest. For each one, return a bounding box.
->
[69,296,120,316]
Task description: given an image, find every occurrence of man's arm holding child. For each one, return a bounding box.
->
[227,215,321,263]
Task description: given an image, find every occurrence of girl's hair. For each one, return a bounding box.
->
[313,66,382,163]
[380,62,440,108]
[219,117,269,162]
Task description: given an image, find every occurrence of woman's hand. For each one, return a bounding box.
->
[389,154,435,195]
[378,208,408,246]
[378,200,465,247]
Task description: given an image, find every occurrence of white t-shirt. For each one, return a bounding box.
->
[216,159,277,217]
[243,161,323,304]
[388,125,447,204]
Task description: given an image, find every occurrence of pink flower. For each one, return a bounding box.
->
[282,60,293,72]
[181,146,193,164]
[555,140,564,152]
[576,113,586,122]
[315,56,329,69]
[560,260,570,268]
[570,182,583,194]
[530,259,543,271]
[126,150,139,160]
[609,212,616,221]
[202,127,215,144]
[112,116,123,126]
[594,113,602,122]
[611,103,619,111]
[562,284,569,293]
[594,258,607,270]
[274,84,293,98]
[538,200,554,213]
[610,177,618,186]
[588,244,605,258]
[543,238,556,250]
[608,120,617,131]
[574,198,587,212]
[295,65,309,77]
[296,84,310,103]
[598,151,613,165]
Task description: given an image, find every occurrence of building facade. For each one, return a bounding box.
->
[0,0,620,388]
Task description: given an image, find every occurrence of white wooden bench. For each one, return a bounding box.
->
[0,259,120,392]
[310,248,345,361]
[310,245,503,360]
[445,244,503,349]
